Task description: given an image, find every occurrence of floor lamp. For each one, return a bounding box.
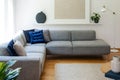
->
[101,5,119,53]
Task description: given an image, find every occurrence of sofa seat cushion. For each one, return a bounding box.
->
[24,45,46,53]
[27,53,44,63]
[46,41,72,54]
[72,39,110,55]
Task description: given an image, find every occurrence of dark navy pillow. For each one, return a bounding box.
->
[23,29,34,43]
[29,30,45,44]
[7,40,18,56]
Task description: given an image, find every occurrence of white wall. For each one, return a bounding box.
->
[14,0,120,48]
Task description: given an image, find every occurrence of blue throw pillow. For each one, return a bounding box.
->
[23,29,34,43]
[7,40,18,56]
[29,30,45,44]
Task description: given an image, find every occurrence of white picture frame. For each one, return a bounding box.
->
[49,0,90,24]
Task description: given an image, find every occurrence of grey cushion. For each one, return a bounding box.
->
[43,30,51,42]
[13,31,26,46]
[72,39,110,55]
[49,30,71,41]
[46,41,72,54]
[71,30,96,41]
[13,40,26,56]
[25,45,46,53]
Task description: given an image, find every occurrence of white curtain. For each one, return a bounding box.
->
[0,0,14,43]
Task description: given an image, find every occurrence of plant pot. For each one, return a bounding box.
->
[94,19,99,23]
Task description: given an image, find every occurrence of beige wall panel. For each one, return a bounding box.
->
[55,0,85,19]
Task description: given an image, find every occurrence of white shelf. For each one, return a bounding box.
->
[36,23,101,26]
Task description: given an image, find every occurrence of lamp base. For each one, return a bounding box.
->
[111,49,119,53]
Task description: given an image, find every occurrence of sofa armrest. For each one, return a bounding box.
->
[0,56,41,80]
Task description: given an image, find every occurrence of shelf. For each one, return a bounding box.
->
[36,23,101,26]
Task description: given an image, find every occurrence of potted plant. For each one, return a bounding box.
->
[0,60,21,80]
[91,12,101,23]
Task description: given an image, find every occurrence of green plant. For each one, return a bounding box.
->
[91,12,101,23]
[0,60,21,80]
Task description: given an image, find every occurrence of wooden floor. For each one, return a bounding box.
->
[40,56,107,80]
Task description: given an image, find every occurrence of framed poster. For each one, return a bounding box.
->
[52,0,90,24]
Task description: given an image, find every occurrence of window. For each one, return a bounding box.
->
[0,0,14,43]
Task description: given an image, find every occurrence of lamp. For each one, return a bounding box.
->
[101,5,119,53]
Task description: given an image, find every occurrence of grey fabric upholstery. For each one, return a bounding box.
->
[46,41,72,54]
[72,39,110,55]
[27,52,46,71]
[13,31,26,46]
[49,30,71,41]
[25,45,46,53]
[43,30,51,42]
[0,42,9,56]
[71,30,96,41]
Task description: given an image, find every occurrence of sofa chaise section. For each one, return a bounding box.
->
[72,40,110,55]
[71,30,110,55]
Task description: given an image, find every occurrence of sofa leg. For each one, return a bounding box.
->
[102,54,109,62]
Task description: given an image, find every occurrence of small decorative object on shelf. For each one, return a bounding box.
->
[36,11,46,23]
[111,56,120,73]
[91,12,101,23]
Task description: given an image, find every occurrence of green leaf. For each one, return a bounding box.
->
[5,68,21,80]
[0,60,21,80]
[6,60,17,68]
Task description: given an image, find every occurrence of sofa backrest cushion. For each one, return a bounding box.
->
[49,30,71,41]
[14,31,26,46]
[43,30,51,42]
[71,30,96,41]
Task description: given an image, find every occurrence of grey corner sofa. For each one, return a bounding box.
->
[46,30,110,56]
[0,30,110,80]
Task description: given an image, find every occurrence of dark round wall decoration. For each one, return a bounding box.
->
[36,11,46,23]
